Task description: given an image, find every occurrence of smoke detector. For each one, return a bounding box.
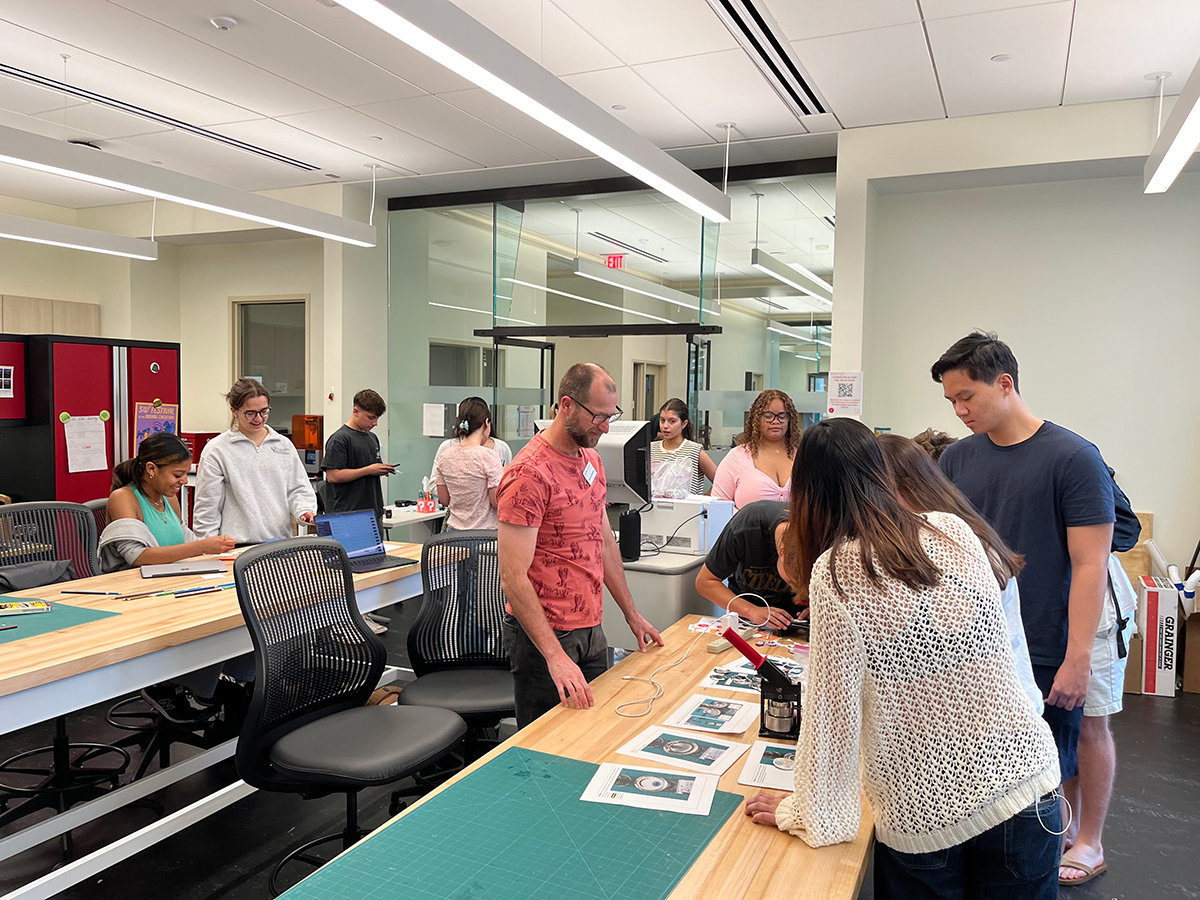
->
[209,16,238,31]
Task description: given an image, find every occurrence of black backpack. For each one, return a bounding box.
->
[1109,467,1141,552]
[1107,466,1140,660]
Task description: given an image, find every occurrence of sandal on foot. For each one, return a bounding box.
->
[1059,859,1107,886]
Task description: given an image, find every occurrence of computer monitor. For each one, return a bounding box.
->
[532,418,653,506]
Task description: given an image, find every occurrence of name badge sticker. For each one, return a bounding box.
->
[582,461,597,485]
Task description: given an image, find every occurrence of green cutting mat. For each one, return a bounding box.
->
[0,598,120,644]
[280,746,743,900]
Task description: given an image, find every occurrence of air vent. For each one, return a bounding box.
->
[0,63,320,172]
[704,0,831,120]
[823,215,835,230]
[587,232,668,263]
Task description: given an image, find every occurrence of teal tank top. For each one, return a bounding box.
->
[133,487,186,548]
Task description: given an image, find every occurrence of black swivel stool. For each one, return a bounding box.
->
[232,537,466,896]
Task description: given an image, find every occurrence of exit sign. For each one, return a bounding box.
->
[605,254,625,269]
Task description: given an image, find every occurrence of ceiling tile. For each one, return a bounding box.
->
[560,68,713,147]
[253,0,473,95]
[104,129,336,192]
[0,76,87,116]
[927,2,1073,117]
[549,0,739,66]
[1,1,336,118]
[632,50,805,141]
[762,0,920,41]
[449,0,624,75]
[1064,0,1200,105]
[792,23,944,127]
[113,0,428,108]
[354,95,553,168]
[436,88,587,159]
[0,18,260,126]
[249,109,471,176]
[30,101,176,140]
[921,0,1058,18]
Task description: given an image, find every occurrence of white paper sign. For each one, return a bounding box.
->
[662,693,760,735]
[63,416,108,473]
[615,726,749,776]
[580,763,719,816]
[422,403,444,437]
[517,404,536,439]
[0,366,13,399]
[826,371,863,417]
[738,740,798,791]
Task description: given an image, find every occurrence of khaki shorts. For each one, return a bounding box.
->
[1084,614,1133,717]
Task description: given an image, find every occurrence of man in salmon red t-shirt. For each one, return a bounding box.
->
[498,363,664,728]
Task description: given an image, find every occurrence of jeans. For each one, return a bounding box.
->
[501,614,608,729]
[873,793,1062,900]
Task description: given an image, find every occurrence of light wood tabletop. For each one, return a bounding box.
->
[382,615,874,900]
[0,542,423,701]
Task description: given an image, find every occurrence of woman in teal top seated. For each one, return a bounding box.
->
[100,433,234,571]
[99,433,243,720]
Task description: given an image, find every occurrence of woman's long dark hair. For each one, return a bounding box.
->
[112,433,191,490]
[783,418,941,602]
[877,433,1023,590]
[658,397,694,442]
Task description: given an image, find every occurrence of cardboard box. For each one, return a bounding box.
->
[1124,634,1144,694]
[1135,511,1154,539]
[1116,545,1150,582]
[1137,576,1179,697]
[1183,615,1200,694]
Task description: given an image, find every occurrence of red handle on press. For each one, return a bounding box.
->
[721,626,766,668]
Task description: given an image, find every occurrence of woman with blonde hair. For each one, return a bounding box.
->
[711,389,799,509]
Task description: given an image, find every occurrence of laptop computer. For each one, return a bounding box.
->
[141,559,228,578]
[314,509,418,574]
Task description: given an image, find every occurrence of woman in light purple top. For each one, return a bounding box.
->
[711,390,800,510]
[433,397,503,530]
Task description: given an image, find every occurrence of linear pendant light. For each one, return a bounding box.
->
[504,277,675,324]
[335,0,731,222]
[0,211,157,260]
[1145,58,1200,193]
[0,124,376,247]
[572,257,720,316]
[768,322,831,346]
[750,248,832,303]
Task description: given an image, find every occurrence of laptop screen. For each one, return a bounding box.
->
[314,510,384,559]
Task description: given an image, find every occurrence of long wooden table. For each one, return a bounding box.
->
[315,616,874,900]
[0,543,425,900]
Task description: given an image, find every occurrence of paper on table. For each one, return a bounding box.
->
[580,763,719,816]
[64,415,108,473]
[422,403,444,437]
[698,655,807,696]
[737,740,798,791]
[199,572,227,580]
[662,693,759,735]
[615,726,749,776]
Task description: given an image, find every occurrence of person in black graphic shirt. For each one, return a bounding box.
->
[696,500,801,629]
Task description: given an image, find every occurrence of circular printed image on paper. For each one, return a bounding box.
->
[662,740,701,757]
[634,775,672,792]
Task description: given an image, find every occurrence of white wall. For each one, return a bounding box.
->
[862,173,1200,566]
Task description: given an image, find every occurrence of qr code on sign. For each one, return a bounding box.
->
[837,382,855,398]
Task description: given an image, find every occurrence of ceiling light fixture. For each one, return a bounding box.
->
[990,54,1011,63]
[572,257,720,316]
[0,212,158,260]
[751,248,832,304]
[1145,63,1200,194]
[428,302,535,326]
[505,277,675,324]
[334,0,731,221]
[768,322,831,345]
[794,353,819,361]
[0,124,375,246]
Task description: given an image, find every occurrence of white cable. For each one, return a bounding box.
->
[727,590,775,629]
[1036,789,1072,837]
[368,165,378,227]
[615,634,702,717]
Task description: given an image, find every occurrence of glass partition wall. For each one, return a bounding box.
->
[386,172,835,501]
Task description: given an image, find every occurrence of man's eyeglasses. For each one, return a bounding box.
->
[242,408,271,421]
[759,410,790,423]
[569,397,623,425]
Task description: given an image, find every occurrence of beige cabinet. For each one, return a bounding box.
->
[0,295,100,336]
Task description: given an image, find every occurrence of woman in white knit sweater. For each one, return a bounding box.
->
[745,418,1062,899]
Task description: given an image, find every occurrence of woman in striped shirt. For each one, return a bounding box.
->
[650,398,716,497]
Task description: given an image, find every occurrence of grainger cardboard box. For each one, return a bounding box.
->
[1138,576,1179,697]
[1124,634,1143,694]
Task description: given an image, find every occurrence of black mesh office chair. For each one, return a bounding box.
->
[397,530,515,760]
[0,501,130,856]
[83,497,110,536]
[233,538,467,897]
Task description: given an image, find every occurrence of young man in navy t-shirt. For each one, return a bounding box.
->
[932,333,1114,883]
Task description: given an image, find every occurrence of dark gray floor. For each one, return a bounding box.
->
[3,605,1197,899]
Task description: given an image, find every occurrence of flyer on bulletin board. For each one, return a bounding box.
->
[134,402,179,451]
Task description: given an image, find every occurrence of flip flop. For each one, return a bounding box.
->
[1059,859,1107,886]
[367,685,403,706]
